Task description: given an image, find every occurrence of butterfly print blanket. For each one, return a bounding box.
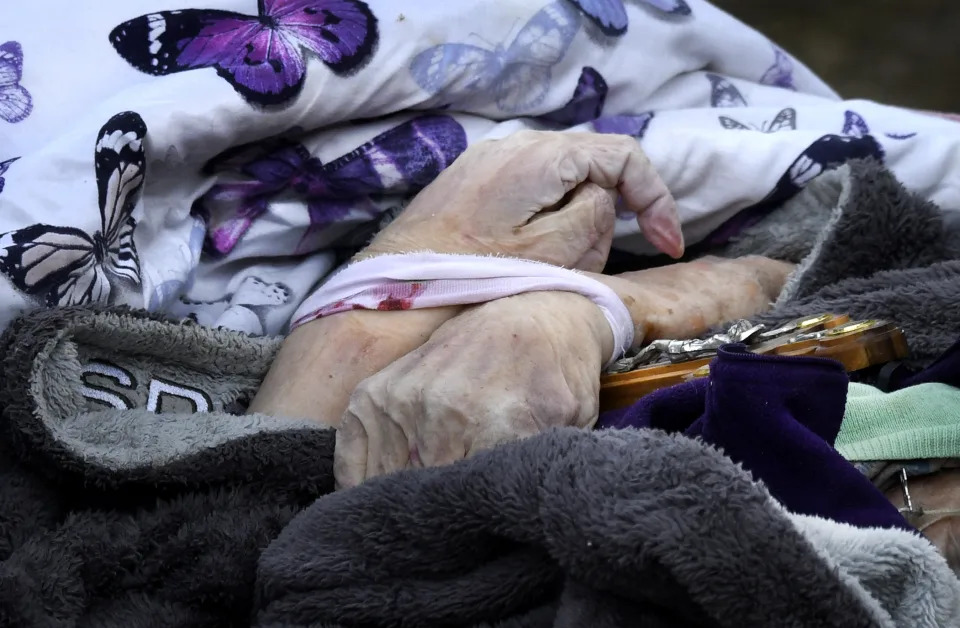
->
[2,0,960,335]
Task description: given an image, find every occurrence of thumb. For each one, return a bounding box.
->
[518,182,618,271]
[334,411,369,490]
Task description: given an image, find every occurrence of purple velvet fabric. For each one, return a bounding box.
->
[597,344,912,531]
[893,336,960,390]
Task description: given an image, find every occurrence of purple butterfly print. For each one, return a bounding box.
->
[843,110,917,141]
[409,1,580,114]
[109,0,379,107]
[706,73,747,108]
[593,112,654,138]
[536,67,609,127]
[842,110,870,138]
[885,132,917,140]
[201,142,317,254]
[759,46,796,91]
[0,156,19,194]
[642,0,692,15]
[567,0,691,36]
[200,115,468,255]
[0,41,33,123]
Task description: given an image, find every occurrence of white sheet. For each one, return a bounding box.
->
[2,0,959,335]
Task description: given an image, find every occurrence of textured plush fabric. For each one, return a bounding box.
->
[719,159,960,367]
[255,427,960,628]
[838,383,960,462]
[0,306,336,626]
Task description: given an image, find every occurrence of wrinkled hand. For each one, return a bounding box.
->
[334,291,612,488]
[334,255,794,488]
[361,130,684,271]
[250,131,684,426]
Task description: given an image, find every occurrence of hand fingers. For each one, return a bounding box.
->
[555,133,684,258]
[466,421,539,459]
[572,189,617,273]
[334,411,368,490]
[519,182,617,271]
[548,133,684,257]
[335,381,411,489]
[416,401,469,468]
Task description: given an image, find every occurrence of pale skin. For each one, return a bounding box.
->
[336,256,792,488]
[249,130,685,423]
[246,130,795,488]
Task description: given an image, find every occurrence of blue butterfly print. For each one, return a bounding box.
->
[0,156,19,194]
[843,110,917,141]
[759,46,796,90]
[409,1,580,113]
[566,0,691,37]
[702,133,885,247]
[593,112,654,138]
[706,73,747,108]
[0,41,33,123]
[535,66,608,127]
[720,107,796,133]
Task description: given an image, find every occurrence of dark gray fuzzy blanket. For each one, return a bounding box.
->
[715,158,960,366]
[0,307,335,626]
[2,306,957,627]
[255,427,958,628]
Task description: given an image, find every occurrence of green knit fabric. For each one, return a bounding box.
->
[836,383,960,461]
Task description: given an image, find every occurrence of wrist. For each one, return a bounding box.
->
[249,306,460,425]
[582,272,651,348]
[496,291,615,365]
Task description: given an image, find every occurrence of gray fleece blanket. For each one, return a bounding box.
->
[0,307,957,627]
[0,307,334,626]
[715,158,960,366]
[255,427,960,628]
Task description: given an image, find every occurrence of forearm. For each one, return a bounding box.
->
[248,306,460,426]
[247,288,614,426]
[584,256,794,344]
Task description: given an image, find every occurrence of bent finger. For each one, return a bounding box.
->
[557,133,684,258]
[519,182,617,270]
[334,411,369,490]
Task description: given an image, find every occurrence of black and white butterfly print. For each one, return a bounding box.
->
[0,111,147,306]
[706,73,747,108]
[719,107,796,133]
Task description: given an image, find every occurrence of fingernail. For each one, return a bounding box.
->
[643,213,685,258]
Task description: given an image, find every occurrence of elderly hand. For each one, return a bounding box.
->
[334,255,794,488]
[250,130,682,424]
[361,130,684,269]
[334,291,612,487]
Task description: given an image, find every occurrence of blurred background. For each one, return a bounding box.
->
[714,0,959,111]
